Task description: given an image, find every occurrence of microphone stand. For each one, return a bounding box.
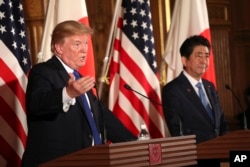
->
[124,84,184,136]
[225,84,248,130]
[123,84,162,106]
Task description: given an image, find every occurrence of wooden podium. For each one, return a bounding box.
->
[39,135,197,167]
[197,130,250,160]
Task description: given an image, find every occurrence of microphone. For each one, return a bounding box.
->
[124,84,183,136]
[123,84,162,106]
[225,84,248,130]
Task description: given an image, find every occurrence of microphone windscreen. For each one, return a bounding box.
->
[225,84,231,90]
[124,84,132,90]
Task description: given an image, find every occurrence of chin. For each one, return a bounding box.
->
[82,60,86,64]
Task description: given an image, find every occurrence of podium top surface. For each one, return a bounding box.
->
[197,130,250,159]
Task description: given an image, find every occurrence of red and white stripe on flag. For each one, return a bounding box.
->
[0,43,28,167]
[163,0,217,86]
[37,0,95,79]
[0,1,31,166]
[109,0,169,138]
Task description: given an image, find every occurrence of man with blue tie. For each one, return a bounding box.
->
[161,35,229,167]
[21,20,136,167]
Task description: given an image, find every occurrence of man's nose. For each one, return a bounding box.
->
[80,44,88,52]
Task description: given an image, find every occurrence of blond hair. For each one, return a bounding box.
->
[51,20,93,53]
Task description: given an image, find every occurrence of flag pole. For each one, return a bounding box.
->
[98,0,122,98]
[37,0,55,63]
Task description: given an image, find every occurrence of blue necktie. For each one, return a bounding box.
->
[73,70,101,145]
[196,82,214,122]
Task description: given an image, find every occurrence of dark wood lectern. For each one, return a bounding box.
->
[197,130,250,160]
[39,135,197,167]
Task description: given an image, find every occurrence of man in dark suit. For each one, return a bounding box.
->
[21,20,136,167]
[162,35,229,167]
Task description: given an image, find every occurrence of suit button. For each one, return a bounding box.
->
[214,129,219,135]
[89,134,93,139]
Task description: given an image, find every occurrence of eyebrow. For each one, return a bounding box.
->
[195,51,209,54]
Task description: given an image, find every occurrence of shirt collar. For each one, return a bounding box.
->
[55,55,74,73]
[183,70,203,88]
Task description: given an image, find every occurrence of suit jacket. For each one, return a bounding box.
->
[162,72,229,144]
[22,56,136,167]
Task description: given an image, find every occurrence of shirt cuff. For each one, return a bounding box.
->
[62,87,76,112]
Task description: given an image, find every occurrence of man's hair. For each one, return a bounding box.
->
[51,20,93,53]
[179,35,211,58]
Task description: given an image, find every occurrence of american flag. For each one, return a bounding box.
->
[109,0,169,138]
[0,0,31,166]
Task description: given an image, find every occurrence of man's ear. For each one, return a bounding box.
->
[54,44,63,55]
[181,56,187,67]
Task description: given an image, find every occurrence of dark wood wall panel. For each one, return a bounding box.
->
[25,20,44,64]
[207,0,231,25]
[229,0,250,129]
[211,28,236,125]
[85,0,116,104]
[208,0,248,129]
[231,31,250,111]
[85,0,115,78]
[23,0,45,64]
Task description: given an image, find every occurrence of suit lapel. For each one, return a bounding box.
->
[203,81,218,125]
[178,73,214,125]
[178,73,204,112]
[50,56,70,85]
[51,56,100,129]
[51,56,89,118]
